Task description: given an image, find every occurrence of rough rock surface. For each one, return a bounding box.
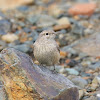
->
[0,48,79,100]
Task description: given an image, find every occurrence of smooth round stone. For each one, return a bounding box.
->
[65,68,79,75]
[71,77,88,88]
[80,72,92,77]
[1,34,19,43]
[57,17,70,25]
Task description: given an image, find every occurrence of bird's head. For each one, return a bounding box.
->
[39,30,56,40]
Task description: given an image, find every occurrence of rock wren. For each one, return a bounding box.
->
[33,30,60,70]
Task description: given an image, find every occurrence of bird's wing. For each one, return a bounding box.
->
[57,44,60,53]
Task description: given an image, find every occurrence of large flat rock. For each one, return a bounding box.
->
[0,48,79,100]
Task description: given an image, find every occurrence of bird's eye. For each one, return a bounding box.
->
[46,33,48,35]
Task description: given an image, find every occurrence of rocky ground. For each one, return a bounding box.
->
[0,0,100,100]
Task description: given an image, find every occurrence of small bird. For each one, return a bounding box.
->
[33,30,60,70]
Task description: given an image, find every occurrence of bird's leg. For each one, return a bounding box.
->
[40,63,46,68]
[52,65,58,74]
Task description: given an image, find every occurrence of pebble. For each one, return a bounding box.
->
[97,94,100,100]
[27,15,40,24]
[66,59,78,67]
[71,22,85,36]
[84,28,94,36]
[37,14,56,28]
[90,77,99,91]
[1,34,19,43]
[71,77,88,88]
[80,72,92,77]
[0,19,11,35]
[89,62,100,69]
[96,76,100,84]
[68,3,96,16]
[12,44,30,53]
[57,17,70,25]
[79,89,84,99]
[65,68,79,75]
[61,46,77,54]
[84,96,97,100]
[28,30,38,42]
[48,4,63,17]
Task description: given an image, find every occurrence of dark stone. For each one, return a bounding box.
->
[0,19,11,35]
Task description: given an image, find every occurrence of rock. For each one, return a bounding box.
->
[79,89,84,99]
[84,28,94,36]
[37,14,56,28]
[12,44,30,53]
[96,75,100,84]
[84,96,98,100]
[73,33,100,57]
[23,27,31,33]
[57,17,70,25]
[0,48,79,100]
[48,4,64,17]
[0,20,11,35]
[71,22,85,36]
[60,51,68,58]
[17,21,25,27]
[65,68,79,75]
[0,0,33,10]
[66,59,78,67]
[27,15,40,24]
[89,62,100,69]
[28,30,38,42]
[61,46,78,58]
[90,77,99,91]
[97,94,100,100]
[58,29,67,34]
[71,77,88,88]
[0,76,6,100]
[80,72,92,77]
[53,24,71,31]
[1,34,19,43]
[68,3,96,16]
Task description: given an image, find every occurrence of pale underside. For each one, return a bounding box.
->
[33,42,60,66]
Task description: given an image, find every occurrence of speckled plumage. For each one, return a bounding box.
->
[33,30,60,66]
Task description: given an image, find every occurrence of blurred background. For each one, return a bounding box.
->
[0,0,100,100]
